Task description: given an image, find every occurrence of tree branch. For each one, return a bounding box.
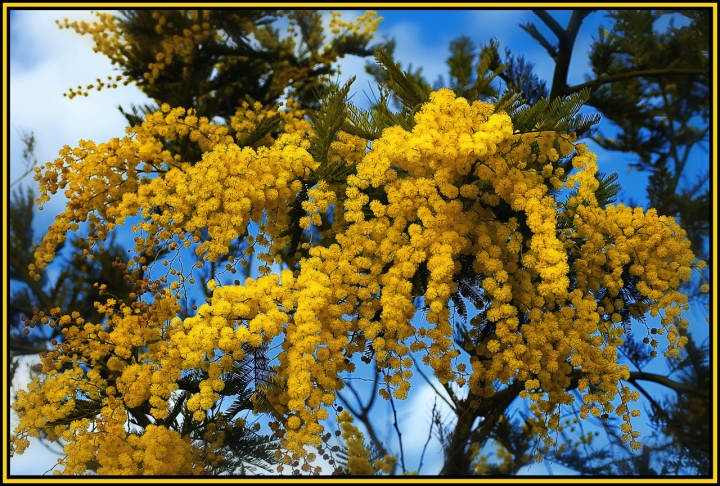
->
[539,9,594,99]
[561,68,707,97]
[417,398,437,474]
[533,9,567,44]
[337,368,391,462]
[628,371,709,399]
[388,393,406,473]
[410,353,457,412]
[8,302,36,318]
[9,342,51,355]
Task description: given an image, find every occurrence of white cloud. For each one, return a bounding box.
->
[393,382,454,474]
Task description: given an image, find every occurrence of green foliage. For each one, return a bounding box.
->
[507,87,601,135]
[309,77,355,169]
[594,171,621,207]
[585,10,710,260]
[373,47,431,111]
[461,40,504,102]
[498,48,549,105]
[11,130,39,187]
[357,42,598,156]
[446,36,476,89]
[651,333,710,475]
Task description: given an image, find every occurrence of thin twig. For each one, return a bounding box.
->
[388,391,406,473]
[417,398,437,474]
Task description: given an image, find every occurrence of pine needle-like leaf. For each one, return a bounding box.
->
[465,41,505,101]
[451,292,468,326]
[595,171,621,206]
[254,374,284,419]
[374,48,430,111]
[309,77,356,167]
[508,87,601,134]
[494,89,525,116]
[341,103,382,140]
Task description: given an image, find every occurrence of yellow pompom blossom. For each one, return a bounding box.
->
[31,100,310,277]
[58,10,213,92]
[14,84,704,474]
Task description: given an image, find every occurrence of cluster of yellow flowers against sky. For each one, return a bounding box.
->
[12,79,705,474]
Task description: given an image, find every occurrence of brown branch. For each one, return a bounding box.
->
[538,9,594,99]
[417,398,437,474]
[628,371,709,399]
[440,380,525,475]
[410,353,457,412]
[388,393,406,473]
[560,68,707,97]
[533,9,568,44]
[9,342,51,355]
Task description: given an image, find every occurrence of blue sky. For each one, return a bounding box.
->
[7,7,710,477]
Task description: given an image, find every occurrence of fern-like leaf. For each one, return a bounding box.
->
[464,40,505,101]
[595,171,621,207]
[374,47,430,111]
[509,87,601,135]
[309,77,356,168]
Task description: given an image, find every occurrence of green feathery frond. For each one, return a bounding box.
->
[507,87,601,134]
[308,76,356,168]
[341,83,415,141]
[493,88,526,117]
[342,102,382,140]
[373,47,431,111]
[464,40,505,101]
[254,374,285,420]
[594,171,621,207]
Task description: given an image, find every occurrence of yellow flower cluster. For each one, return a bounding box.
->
[31,100,311,278]
[16,84,704,472]
[57,10,218,95]
[56,12,131,97]
[11,274,213,474]
[144,11,215,85]
[60,421,202,475]
[282,88,698,452]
